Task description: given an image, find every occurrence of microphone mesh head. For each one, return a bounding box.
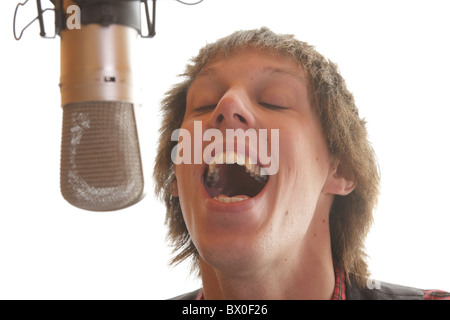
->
[60,101,144,211]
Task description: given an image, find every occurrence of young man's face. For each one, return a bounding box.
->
[173,47,345,275]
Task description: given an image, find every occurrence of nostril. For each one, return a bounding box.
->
[216,113,246,125]
[236,114,246,123]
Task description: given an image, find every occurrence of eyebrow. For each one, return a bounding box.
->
[261,66,306,85]
[197,65,306,85]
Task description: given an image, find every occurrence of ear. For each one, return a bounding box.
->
[323,160,357,196]
[171,178,179,197]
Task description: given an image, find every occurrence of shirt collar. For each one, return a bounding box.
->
[331,262,346,300]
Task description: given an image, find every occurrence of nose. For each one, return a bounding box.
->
[209,88,256,130]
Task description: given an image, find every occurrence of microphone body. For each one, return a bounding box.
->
[59,0,145,211]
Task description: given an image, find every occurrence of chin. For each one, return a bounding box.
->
[198,234,272,275]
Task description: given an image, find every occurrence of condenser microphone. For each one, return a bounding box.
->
[58,0,154,211]
[14,0,203,211]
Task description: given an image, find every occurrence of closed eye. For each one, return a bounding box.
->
[259,102,288,111]
[193,104,217,114]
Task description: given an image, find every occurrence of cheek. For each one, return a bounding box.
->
[174,165,190,203]
[277,127,304,168]
[173,166,196,237]
[175,164,201,197]
[278,125,330,186]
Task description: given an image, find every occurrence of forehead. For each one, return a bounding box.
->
[191,47,307,87]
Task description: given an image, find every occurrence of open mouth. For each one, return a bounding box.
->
[202,151,269,203]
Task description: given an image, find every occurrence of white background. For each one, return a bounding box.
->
[1,0,449,299]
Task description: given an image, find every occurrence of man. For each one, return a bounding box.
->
[154,27,449,300]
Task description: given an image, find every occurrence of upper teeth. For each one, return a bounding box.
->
[206,151,268,187]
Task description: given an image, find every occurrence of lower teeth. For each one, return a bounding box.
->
[214,195,250,203]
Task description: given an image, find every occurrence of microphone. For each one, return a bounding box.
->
[14,0,203,211]
[57,0,155,211]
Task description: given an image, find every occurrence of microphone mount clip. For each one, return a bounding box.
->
[14,0,157,40]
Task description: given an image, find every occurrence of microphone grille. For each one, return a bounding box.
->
[60,101,144,211]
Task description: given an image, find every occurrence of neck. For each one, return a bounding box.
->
[199,209,335,300]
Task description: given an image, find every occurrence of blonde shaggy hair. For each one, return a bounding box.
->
[153,27,379,287]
